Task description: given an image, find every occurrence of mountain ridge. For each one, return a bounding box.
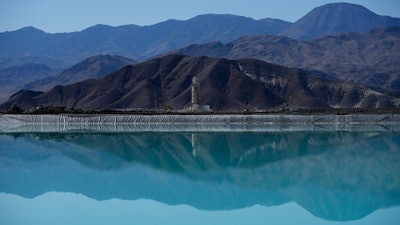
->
[171,26,400,92]
[1,2,399,67]
[1,54,399,111]
[0,14,291,65]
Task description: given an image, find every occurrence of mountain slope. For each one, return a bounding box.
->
[0,55,136,104]
[0,63,59,102]
[23,55,137,92]
[280,3,400,39]
[1,55,399,111]
[172,27,400,92]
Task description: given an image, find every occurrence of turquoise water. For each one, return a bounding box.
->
[0,126,400,224]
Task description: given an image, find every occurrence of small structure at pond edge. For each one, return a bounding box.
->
[186,76,211,112]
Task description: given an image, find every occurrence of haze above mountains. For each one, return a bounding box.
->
[0,2,399,111]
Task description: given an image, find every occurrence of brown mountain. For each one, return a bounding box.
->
[172,27,400,92]
[1,55,399,111]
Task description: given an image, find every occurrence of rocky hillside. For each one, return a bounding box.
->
[172,27,400,92]
[1,55,399,111]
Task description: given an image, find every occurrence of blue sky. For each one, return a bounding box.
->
[1,0,399,33]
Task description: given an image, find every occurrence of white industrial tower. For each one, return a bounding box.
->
[191,76,200,108]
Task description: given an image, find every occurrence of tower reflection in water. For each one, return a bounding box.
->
[0,128,399,223]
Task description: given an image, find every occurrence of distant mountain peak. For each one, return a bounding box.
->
[81,24,117,33]
[280,2,400,39]
[305,2,378,21]
[192,13,253,20]
[316,2,374,11]
[14,26,46,34]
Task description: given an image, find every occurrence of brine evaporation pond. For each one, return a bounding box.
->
[1,125,400,225]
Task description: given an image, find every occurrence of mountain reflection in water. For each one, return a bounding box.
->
[0,129,399,222]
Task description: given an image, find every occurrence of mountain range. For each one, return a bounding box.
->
[0,2,398,67]
[171,26,400,92]
[1,54,399,111]
[0,2,399,110]
[0,15,290,66]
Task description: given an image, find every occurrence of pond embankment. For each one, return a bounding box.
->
[1,113,400,133]
[1,113,400,124]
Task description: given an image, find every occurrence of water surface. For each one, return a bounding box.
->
[1,125,399,224]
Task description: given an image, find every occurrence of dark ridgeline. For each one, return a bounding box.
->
[1,55,399,111]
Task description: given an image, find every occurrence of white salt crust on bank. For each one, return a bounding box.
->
[1,114,400,133]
